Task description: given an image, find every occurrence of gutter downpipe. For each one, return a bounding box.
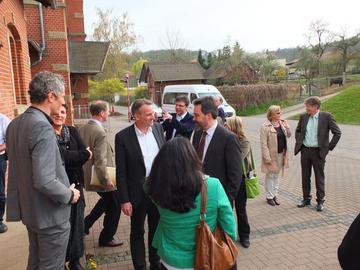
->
[33,2,46,66]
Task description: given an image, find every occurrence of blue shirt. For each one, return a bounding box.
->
[0,113,11,152]
[303,111,319,147]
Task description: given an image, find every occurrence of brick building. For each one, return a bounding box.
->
[0,0,108,122]
[138,62,206,105]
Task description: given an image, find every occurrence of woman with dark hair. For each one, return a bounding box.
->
[146,137,236,269]
[51,104,92,270]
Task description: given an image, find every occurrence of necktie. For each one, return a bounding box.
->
[197,131,207,161]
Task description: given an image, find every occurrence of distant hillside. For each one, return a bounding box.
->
[272,47,301,62]
[141,49,198,63]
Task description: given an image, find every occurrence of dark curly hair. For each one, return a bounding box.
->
[147,137,203,213]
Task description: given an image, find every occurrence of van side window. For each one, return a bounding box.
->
[163,93,177,104]
[190,93,198,103]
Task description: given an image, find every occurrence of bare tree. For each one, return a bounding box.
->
[333,29,360,79]
[160,29,187,63]
[306,20,333,75]
[92,9,137,79]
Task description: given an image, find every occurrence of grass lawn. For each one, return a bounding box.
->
[290,85,360,125]
[237,99,297,116]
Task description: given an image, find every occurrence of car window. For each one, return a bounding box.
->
[163,92,187,104]
[197,92,219,97]
[190,93,198,103]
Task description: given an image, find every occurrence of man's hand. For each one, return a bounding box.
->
[121,202,132,216]
[86,147,93,160]
[69,183,80,204]
[163,111,173,121]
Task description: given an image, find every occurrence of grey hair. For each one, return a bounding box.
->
[28,71,65,103]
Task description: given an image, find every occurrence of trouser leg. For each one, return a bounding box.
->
[313,150,326,202]
[130,198,147,270]
[0,158,6,223]
[98,191,121,245]
[301,148,312,200]
[235,179,250,240]
[147,196,160,270]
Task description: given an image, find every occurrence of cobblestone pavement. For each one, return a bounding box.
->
[3,106,358,270]
[81,111,359,270]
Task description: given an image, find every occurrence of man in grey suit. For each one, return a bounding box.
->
[6,71,80,270]
[295,96,341,211]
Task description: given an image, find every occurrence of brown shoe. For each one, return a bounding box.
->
[99,239,124,247]
[267,199,276,206]
[273,196,280,205]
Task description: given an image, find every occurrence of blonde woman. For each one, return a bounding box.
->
[260,106,291,206]
[225,116,251,248]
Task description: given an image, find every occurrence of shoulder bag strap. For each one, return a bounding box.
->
[250,148,257,176]
[200,178,207,221]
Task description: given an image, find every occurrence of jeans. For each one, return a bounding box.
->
[0,156,7,223]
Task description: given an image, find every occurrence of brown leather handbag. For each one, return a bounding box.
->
[194,179,238,270]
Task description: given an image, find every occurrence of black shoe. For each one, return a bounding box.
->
[68,259,85,270]
[316,202,324,212]
[267,198,276,206]
[0,222,8,233]
[273,196,280,205]
[239,238,250,248]
[297,199,311,208]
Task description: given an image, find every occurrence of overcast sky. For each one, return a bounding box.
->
[83,0,360,53]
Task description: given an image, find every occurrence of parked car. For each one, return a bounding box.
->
[162,84,236,117]
[130,102,163,122]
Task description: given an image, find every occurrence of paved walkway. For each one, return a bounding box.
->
[2,104,359,269]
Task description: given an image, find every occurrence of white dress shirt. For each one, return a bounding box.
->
[0,113,11,154]
[135,125,159,177]
[202,121,218,161]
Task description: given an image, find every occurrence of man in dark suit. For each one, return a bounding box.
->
[162,95,195,140]
[295,96,341,211]
[115,99,165,270]
[192,96,242,203]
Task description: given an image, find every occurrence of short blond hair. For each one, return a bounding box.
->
[225,116,246,139]
[267,105,281,121]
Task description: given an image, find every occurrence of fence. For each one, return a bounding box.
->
[73,105,90,119]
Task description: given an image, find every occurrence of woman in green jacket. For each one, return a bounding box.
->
[146,137,236,269]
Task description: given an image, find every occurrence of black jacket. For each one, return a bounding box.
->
[58,126,90,198]
[192,124,242,201]
[162,112,195,141]
[115,123,165,207]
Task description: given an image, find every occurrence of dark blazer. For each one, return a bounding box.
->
[162,112,195,141]
[115,122,165,207]
[192,124,242,201]
[338,213,360,270]
[294,111,341,158]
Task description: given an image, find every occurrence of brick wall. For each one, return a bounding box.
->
[0,0,31,119]
[25,1,74,123]
[66,0,86,41]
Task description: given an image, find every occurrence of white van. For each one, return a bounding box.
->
[162,84,236,117]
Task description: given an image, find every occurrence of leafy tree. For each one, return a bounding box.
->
[89,79,126,103]
[197,49,206,68]
[132,58,147,75]
[92,9,137,80]
[206,52,214,69]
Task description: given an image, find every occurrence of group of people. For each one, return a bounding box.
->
[0,70,345,270]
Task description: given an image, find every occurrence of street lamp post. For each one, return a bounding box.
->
[125,73,131,122]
